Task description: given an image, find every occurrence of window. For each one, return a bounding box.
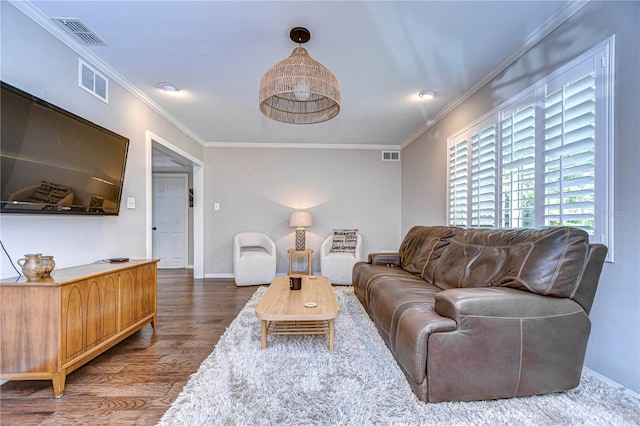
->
[448,138,469,226]
[500,96,536,229]
[448,117,497,227]
[447,38,613,260]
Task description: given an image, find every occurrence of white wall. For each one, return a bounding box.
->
[0,3,203,277]
[3,0,637,395]
[204,147,401,275]
[401,1,640,393]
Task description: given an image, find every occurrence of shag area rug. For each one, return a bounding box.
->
[158,286,640,425]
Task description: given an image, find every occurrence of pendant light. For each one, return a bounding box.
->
[259,27,341,124]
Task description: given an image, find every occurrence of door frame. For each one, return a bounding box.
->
[152,172,189,269]
[145,130,205,278]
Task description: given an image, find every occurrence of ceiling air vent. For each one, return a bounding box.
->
[52,18,107,46]
[382,151,400,161]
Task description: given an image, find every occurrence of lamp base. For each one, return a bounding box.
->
[295,228,306,250]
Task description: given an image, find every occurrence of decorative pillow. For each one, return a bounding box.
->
[330,229,358,253]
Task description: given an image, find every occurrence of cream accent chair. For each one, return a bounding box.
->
[320,234,363,285]
[233,232,277,286]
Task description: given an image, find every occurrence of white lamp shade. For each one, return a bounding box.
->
[289,211,313,227]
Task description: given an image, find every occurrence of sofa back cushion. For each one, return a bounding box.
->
[433,227,590,297]
[399,226,458,283]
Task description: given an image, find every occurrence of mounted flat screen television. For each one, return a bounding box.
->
[1,81,129,215]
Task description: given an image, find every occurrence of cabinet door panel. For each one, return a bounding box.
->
[85,280,102,348]
[62,284,84,362]
[144,264,157,316]
[103,275,118,339]
[120,270,135,329]
[133,268,145,321]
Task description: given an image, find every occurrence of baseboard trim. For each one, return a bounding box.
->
[204,273,235,279]
[204,272,320,279]
[583,367,640,399]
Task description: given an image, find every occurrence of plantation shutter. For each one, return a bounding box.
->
[470,125,497,227]
[500,98,536,228]
[448,139,469,226]
[543,58,597,235]
[445,39,611,257]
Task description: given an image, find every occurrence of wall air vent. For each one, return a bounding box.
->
[78,59,109,103]
[382,151,400,161]
[52,18,108,46]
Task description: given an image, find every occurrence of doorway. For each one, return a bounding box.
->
[152,173,188,268]
[146,131,204,277]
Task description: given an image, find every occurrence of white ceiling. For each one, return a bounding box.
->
[28,0,571,148]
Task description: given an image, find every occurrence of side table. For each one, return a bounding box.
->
[288,248,313,275]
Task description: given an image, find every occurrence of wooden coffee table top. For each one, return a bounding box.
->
[255,275,339,321]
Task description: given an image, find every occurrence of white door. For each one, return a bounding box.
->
[152,173,188,268]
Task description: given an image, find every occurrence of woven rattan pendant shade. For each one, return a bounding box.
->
[259,30,341,124]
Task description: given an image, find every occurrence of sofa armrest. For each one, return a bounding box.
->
[368,252,400,266]
[435,287,586,323]
[429,287,591,402]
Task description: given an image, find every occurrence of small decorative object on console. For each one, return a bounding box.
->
[16,253,45,281]
[41,255,55,277]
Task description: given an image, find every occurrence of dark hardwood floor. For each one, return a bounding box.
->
[0,269,256,425]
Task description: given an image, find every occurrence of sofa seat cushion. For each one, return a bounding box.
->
[367,277,441,341]
[353,263,408,312]
[433,227,590,297]
[358,271,457,386]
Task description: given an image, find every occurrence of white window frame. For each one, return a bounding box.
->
[446,37,614,261]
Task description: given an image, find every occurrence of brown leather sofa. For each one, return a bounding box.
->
[353,226,607,402]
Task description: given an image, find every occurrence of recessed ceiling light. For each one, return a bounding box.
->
[418,90,435,100]
[157,82,180,92]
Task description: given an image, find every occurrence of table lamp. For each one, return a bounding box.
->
[289,211,313,250]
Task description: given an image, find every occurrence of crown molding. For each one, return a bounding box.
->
[10,0,207,147]
[204,142,401,150]
[14,0,587,153]
[400,0,590,149]
[14,0,398,152]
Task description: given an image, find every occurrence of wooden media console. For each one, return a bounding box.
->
[0,259,158,397]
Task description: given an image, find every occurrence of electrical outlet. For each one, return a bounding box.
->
[214,202,220,211]
[127,197,135,209]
